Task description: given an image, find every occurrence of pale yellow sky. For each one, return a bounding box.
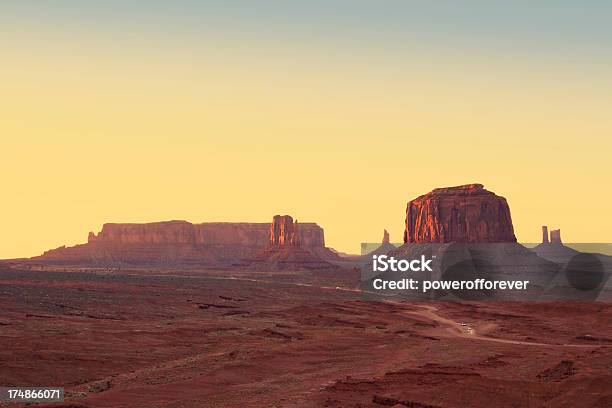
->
[2,14,611,258]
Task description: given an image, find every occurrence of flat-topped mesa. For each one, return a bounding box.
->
[403,184,517,243]
[88,220,199,245]
[85,220,324,248]
[35,219,327,266]
[269,215,300,247]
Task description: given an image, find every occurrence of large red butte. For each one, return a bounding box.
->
[403,184,517,243]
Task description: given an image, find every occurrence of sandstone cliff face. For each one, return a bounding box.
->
[403,184,517,243]
[87,220,324,248]
[36,219,326,266]
[540,226,562,245]
[269,215,299,246]
[242,215,337,271]
[88,221,199,245]
[550,229,562,244]
[382,229,390,244]
[542,226,549,244]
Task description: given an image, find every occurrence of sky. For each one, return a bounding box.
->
[1,1,612,258]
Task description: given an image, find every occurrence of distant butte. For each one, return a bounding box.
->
[540,225,563,245]
[244,215,338,271]
[403,183,517,243]
[32,219,332,267]
[382,229,390,244]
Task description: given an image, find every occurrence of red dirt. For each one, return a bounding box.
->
[0,266,610,408]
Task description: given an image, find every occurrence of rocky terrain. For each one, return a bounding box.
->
[245,215,339,271]
[0,265,610,408]
[32,219,331,267]
[533,226,578,263]
[404,184,516,244]
[86,220,323,248]
[2,184,610,407]
[368,186,563,301]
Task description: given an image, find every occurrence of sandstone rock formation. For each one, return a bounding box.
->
[540,226,562,245]
[403,184,517,243]
[246,246,337,271]
[86,220,324,248]
[372,185,564,300]
[382,229,390,244]
[361,229,397,261]
[550,229,562,244]
[269,215,299,246]
[245,215,338,271]
[542,226,549,244]
[533,226,577,264]
[34,219,327,266]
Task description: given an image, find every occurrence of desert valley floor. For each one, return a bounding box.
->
[1,265,611,408]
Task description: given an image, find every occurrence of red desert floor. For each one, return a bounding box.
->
[1,266,611,407]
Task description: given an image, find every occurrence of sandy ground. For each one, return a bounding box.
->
[1,266,611,408]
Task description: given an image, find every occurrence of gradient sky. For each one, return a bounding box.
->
[2,1,612,258]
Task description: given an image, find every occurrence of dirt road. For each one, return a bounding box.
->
[395,302,609,348]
